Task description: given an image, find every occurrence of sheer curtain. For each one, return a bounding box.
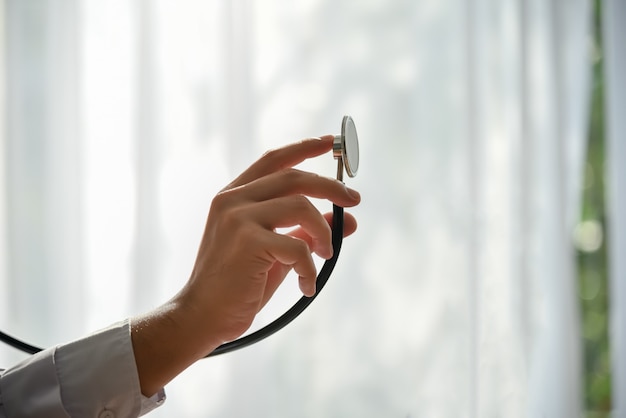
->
[604,0,626,416]
[0,0,594,417]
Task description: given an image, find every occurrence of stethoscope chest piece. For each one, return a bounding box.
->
[334,115,359,180]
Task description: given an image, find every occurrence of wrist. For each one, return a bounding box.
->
[130,298,222,396]
[167,292,227,356]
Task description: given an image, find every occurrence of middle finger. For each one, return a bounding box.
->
[245,195,333,259]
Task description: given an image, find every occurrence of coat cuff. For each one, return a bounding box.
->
[0,319,166,418]
[54,319,166,417]
[0,346,69,418]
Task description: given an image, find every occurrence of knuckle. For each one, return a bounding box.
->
[220,205,247,230]
[211,187,248,214]
[211,201,249,237]
[260,148,285,168]
[289,194,312,211]
[276,168,308,190]
[293,237,311,255]
[277,167,299,180]
[210,190,233,212]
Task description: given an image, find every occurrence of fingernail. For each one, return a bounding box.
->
[314,241,333,260]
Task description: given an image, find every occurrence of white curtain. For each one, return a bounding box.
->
[604,0,626,417]
[0,0,594,417]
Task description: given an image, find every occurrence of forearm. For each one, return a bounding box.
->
[130,298,222,397]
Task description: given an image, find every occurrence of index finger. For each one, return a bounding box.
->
[224,135,334,190]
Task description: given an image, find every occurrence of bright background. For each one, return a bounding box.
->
[0,0,624,417]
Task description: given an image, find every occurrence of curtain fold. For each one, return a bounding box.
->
[0,1,595,416]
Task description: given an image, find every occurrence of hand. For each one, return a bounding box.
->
[179,135,360,343]
[131,136,360,396]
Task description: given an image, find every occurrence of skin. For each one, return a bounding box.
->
[130,135,360,396]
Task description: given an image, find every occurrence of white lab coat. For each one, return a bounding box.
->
[0,320,165,417]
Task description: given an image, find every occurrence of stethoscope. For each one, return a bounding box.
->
[0,116,360,358]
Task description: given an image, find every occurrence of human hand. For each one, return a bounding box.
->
[132,135,360,396]
[178,135,360,345]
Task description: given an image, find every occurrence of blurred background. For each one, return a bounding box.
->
[0,0,624,417]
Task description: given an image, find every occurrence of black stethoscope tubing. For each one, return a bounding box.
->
[0,328,41,355]
[0,204,344,358]
[208,204,343,357]
[1,114,357,359]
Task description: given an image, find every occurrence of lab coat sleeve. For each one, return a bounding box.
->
[0,319,165,418]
